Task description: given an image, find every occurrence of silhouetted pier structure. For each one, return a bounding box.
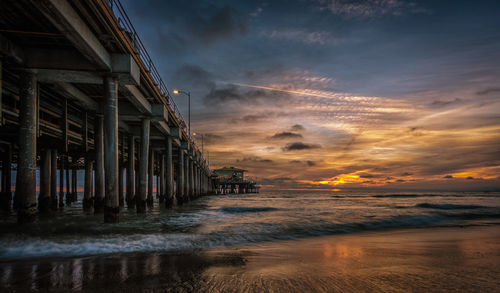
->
[212,166,259,194]
[0,0,213,223]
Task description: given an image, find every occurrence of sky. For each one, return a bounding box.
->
[120,0,500,191]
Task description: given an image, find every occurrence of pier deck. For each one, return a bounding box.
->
[0,0,212,222]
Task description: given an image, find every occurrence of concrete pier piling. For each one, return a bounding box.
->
[159,153,165,203]
[137,118,150,213]
[147,149,154,207]
[39,148,52,213]
[59,155,65,208]
[166,137,174,207]
[1,144,12,211]
[103,76,120,223]
[72,166,77,202]
[16,70,37,223]
[126,135,135,208]
[83,156,93,211]
[50,149,58,210]
[94,115,104,213]
[177,148,184,205]
[65,157,71,206]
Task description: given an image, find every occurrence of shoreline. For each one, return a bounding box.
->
[1,225,499,292]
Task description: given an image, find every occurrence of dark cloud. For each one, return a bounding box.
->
[203,84,290,106]
[270,132,303,139]
[312,0,428,18]
[444,175,453,179]
[234,114,268,124]
[283,142,321,151]
[291,124,305,131]
[401,172,412,176]
[203,133,225,144]
[429,98,462,108]
[173,64,215,90]
[396,179,406,182]
[306,160,316,166]
[359,174,374,178]
[236,156,273,163]
[189,5,247,43]
[466,176,474,180]
[476,87,500,95]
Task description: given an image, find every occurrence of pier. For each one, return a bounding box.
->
[0,0,212,223]
[212,166,259,194]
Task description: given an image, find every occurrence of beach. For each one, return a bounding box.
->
[1,225,499,292]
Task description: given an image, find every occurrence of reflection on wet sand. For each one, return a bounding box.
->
[1,226,499,292]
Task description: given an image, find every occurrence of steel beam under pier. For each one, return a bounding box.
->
[16,70,37,223]
[103,76,119,223]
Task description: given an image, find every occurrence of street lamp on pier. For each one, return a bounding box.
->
[172,89,190,135]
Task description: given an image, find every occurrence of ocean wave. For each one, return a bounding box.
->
[416,203,486,210]
[3,212,499,260]
[219,207,278,214]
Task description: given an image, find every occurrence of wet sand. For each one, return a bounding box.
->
[1,225,499,292]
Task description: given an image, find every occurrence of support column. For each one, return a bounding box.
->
[119,135,125,207]
[190,160,195,199]
[137,118,150,213]
[1,144,12,211]
[193,164,198,198]
[184,154,189,202]
[50,149,58,210]
[16,70,37,223]
[166,137,173,207]
[38,148,51,213]
[159,153,165,203]
[94,115,104,213]
[177,148,184,205]
[147,148,154,207]
[83,156,93,210]
[65,157,71,206]
[103,76,119,223]
[126,135,135,208]
[71,166,77,201]
[58,154,64,207]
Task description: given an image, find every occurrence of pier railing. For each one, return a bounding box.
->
[105,0,202,156]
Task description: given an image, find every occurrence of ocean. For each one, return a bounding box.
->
[1,190,499,260]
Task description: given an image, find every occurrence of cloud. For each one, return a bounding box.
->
[283,142,321,151]
[476,87,500,95]
[236,156,273,163]
[313,0,427,18]
[173,64,215,90]
[401,172,412,176]
[270,132,303,139]
[260,29,341,45]
[291,124,305,131]
[359,173,375,178]
[189,5,247,43]
[306,160,316,166]
[443,175,453,179]
[203,84,290,106]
